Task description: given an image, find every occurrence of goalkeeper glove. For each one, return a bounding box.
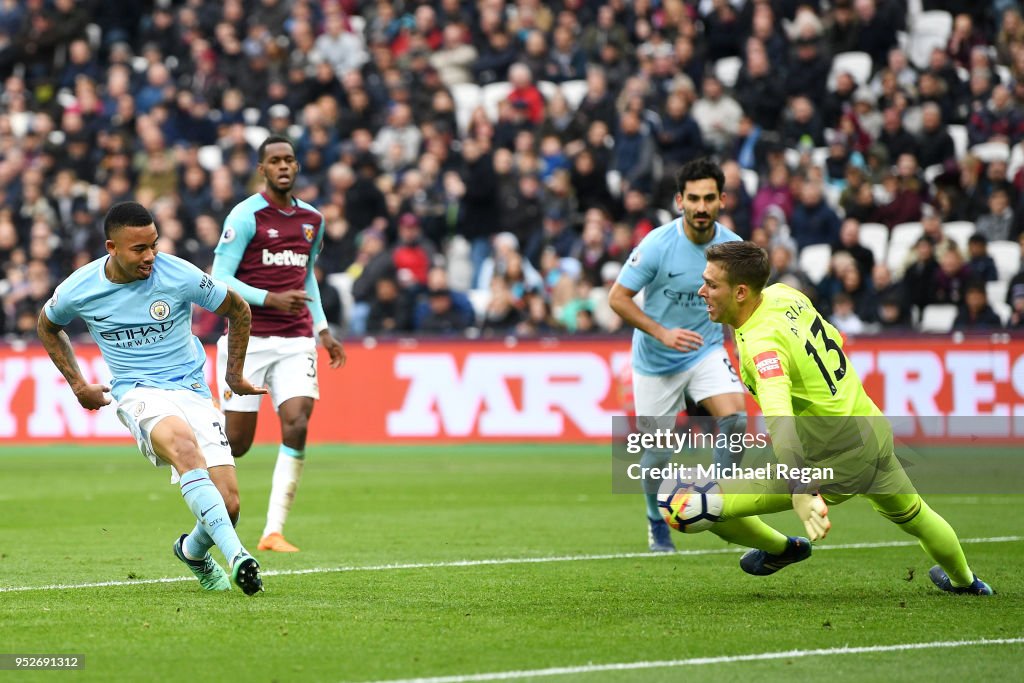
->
[792,493,831,541]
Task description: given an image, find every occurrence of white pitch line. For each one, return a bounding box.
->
[354,638,1024,683]
[0,536,1019,594]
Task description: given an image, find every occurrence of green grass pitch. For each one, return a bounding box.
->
[1,445,1021,682]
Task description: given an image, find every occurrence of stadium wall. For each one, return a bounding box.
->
[2,338,1024,444]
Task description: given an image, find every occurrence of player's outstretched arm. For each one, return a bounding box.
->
[215,289,269,396]
[37,311,110,410]
[608,282,703,352]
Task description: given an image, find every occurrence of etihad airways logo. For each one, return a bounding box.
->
[262,249,309,267]
[99,320,175,347]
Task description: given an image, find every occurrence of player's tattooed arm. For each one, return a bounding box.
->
[37,312,111,410]
[215,288,269,396]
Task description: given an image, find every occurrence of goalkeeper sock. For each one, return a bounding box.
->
[640,448,672,520]
[875,495,974,587]
[712,412,747,467]
[263,444,305,537]
[710,517,789,554]
[179,469,243,565]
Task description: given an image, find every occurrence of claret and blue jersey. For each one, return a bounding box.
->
[616,218,741,376]
[43,252,228,401]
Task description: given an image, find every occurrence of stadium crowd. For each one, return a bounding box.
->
[1,0,1024,341]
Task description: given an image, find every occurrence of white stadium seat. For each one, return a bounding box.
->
[450,82,482,135]
[887,222,924,273]
[799,243,832,284]
[559,79,589,110]
[740,168,759,197]
[537,80,559,102]
[909,11,953,69]
[970,141,1011,164]
[919,304,957,333]
[942,221,975,253]
[714,56,742,88]
[828,51,873,90]
[858,223,889,266]
[987,280,1010,323]
[947,124,968,160]
[481,81,513,122]
[988,240,1021,282]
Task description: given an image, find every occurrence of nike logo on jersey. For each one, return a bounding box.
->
[93,315,112,321]
[667,272,686,278]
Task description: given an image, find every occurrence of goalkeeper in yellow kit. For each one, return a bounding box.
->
[694,241,993,595]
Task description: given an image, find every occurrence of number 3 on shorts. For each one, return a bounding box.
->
[306,354,316,378]
[212,421,229,447]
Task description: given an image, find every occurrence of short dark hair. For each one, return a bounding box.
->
[705,241,770,290]
[258,134,295,162]
[675,157,725,194]
[104,201,154,239]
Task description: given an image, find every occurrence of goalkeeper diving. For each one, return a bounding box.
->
[690,241,993,595]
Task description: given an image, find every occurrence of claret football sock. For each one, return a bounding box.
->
[179,468,243,565]
[263,445,305,537]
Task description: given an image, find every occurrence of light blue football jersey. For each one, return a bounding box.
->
[44,253,228,401]
[616,219,741,376]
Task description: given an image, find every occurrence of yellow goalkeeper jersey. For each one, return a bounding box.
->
[734,283,881,419]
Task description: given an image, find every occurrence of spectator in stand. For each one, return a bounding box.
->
[903,236,940,315]
[833,218,876,280]
[916,102,957,170]
[752,164,795,229]
[953,280,1003,330]
[830,291,866,335]
[781,95,826,149]
[933,246,973,306]
[430,23,477,88]
[418,287,471,334]
[734,39,785,132]
[968,85,1024,146]
[966,234,999,282]
[854,0,899,71]
[975,187,1018,241]
[611,110,656,195]
[691,74,741,156]
[790,180,841,249]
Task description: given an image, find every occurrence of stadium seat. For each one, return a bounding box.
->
[713,56,742,88]
[348,15,366,35]
[559,79,588,110]
[244,125,270,150]
[481,81,513,121]
[987,280,1010,323]
[798,243,832,284]
[909,11,953,69]
[887,222,924,273]
[740,168,759,197]
[828,51,872,90]
[947,124,968,160]
[923,164,944,184]
[988,240,1021,282]
[811,147,829,168]
[537,80,559,102]
[995,64,1012,87]
[326,272,356,330]
[1010,143,1024,180]
[919,303,957,333]
[466,289,490,324]
[655,209,673,226]
[450,82,482,135]
[198,145,223,172]
[243,107,261,126]
[858,222,889,266]
[942,221,975,253]
[970,141,1011,164]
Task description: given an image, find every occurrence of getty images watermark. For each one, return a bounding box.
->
[624,427,833,485]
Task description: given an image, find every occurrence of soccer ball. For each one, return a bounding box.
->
[656,477,723,533]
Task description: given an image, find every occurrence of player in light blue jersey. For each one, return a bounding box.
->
[610,158,749,552]
[37,202,267,595]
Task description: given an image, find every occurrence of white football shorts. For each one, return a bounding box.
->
[633,345,742,429]
[115,387,234,476]
[216,335,319,412]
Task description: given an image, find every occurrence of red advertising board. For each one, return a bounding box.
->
[2,337,1024,443]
